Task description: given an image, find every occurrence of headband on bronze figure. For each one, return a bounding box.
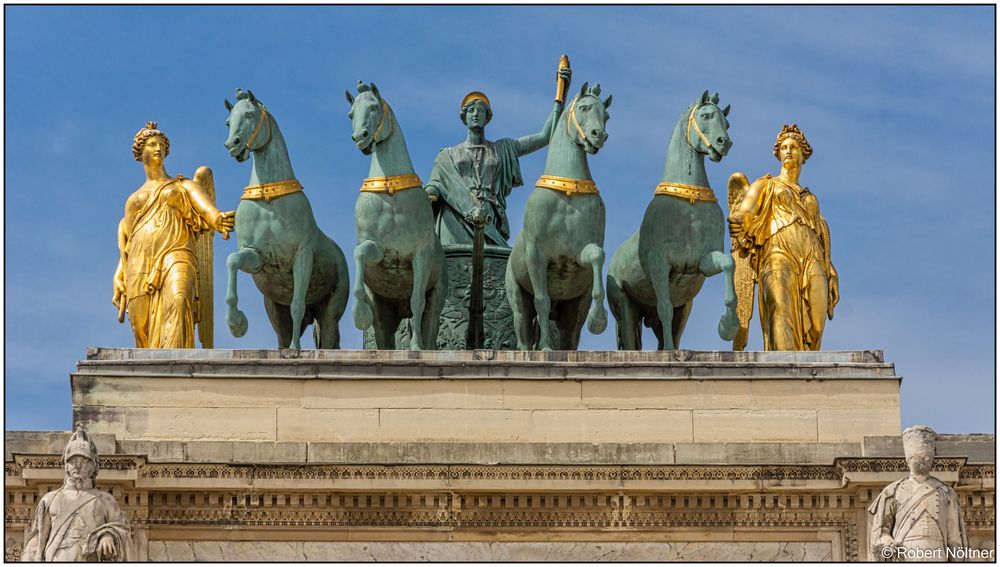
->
[132,121,170,161]
[461,91,491,109]
[772,123,812,162]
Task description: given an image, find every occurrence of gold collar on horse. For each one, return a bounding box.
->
[242,179,304,201]
[536,174,599,196]
[360,173,423,195]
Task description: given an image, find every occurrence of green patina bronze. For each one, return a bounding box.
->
[222,89,349,350]
[506,81,612,351]
[607,91,739,350]
[347,82,447,350]
[420,67,572,349]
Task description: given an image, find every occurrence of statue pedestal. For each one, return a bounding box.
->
[362,244,517,350]
[2,348,987,562]
[74,349,900,446]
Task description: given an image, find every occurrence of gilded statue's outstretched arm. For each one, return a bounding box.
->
[728,177,766,244]
[182,178,234,237]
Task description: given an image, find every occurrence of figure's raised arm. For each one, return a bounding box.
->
[514,65,572,155]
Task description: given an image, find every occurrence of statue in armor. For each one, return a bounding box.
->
[22,424,134,561]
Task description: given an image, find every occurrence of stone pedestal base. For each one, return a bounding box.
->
[4,349,994,562]
[73,349,901,445]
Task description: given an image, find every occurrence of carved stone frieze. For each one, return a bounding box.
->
[5,456,994,563]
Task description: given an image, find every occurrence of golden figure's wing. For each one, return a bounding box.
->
[193,166,215,349]
[728,172,754,351]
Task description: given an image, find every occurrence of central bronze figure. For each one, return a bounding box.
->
[419,58,573,349]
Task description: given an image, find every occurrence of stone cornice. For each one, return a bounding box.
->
[8,455,991,492]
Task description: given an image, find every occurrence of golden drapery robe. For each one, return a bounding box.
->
[740,175,834,350]
[118,177,212,348]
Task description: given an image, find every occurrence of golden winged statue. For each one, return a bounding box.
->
[727,172,756,351]
[727,124,839,351]
[113,122,234,348]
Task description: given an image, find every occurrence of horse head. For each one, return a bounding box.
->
[223,89,271,162]
[566,82,612,155]
[686,91,732,162]
[345,81,391,156]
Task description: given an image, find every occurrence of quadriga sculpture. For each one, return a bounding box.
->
[222,89,349,349]
[346,82,447,350]
[607,91,738,350]
[506,81,612,351]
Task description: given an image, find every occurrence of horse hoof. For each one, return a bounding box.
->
[352,302,373,331]
[587,307,609,335]
[227,310,248,338]
[718,312,739,341]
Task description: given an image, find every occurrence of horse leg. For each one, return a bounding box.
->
[505,261,535,350]
[407,246,433,351]
[607,274,638,350]
[287,246,314,350]
[263,297,293,348]
[699,251,739,341]
[371,295,401,350]
[646,259,676,350]
[524,245,553,351]
[671,303,694,349]
[421,261,447,351]
[555,296,588,350]
[651,316,664,351]
[314,291,343,349]
[579,244,608,335]
[352,240,383,330]
[225,247,263,338]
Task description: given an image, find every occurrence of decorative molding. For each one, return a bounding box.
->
[960,464,996,480]
[5,456,993,564]
[14,455,144,470]
[5,538,23,562]
[835,457,967,474]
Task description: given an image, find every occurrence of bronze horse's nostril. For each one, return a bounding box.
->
[352,130,369,143]
[231,137,241,147]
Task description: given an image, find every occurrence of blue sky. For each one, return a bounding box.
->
[5,6,995,434]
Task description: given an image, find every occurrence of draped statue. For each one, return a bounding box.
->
[113,122,234,348]
[728,124,839,350]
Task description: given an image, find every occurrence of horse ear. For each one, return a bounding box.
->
[722,104,731,117]
[603,94,613,109]
[370,83,380,99]
[224,98,233,112]
[701,90,710,104]
[247,90,257,103]
[235,88,246,101]
[345,90,354,105]
[579,82,589,98]
[591,83,601,97]
[711,92,720,104]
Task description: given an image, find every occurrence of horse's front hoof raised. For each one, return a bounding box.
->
[227,309,249,338]
[718,311,739,341]
[352,301,373,331]
[587,306,609,335]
